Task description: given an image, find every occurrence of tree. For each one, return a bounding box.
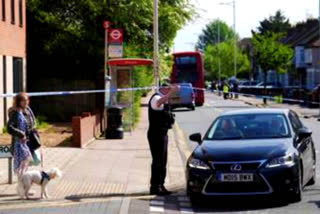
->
[26,0,195,121]
[26,0,195,87]
[256,10,291,35]
[204,41,250,80]
[196,19,237,51]
[251,32,293,103]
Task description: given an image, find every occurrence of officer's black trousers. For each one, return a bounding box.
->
[147,130,168,187]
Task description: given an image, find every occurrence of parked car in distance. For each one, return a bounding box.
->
[308,84,320,105]
[186,109,316,204]
[169,83,195,111]
[238,81,258,92]
[255,82,283,89]
[240,81,284,96]
[239,81,258,87]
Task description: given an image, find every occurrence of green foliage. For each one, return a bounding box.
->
[2,126,8,134]
[27,0,194,72]
[196,19,237,51]
[252,32,293,74]
[159,54,173,79]
[36,116,50,130]
[204,41,250,80]
[159,1,195,51]
[256,10,291,35]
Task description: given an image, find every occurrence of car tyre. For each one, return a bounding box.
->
[187,185,202,205]
[307,161,316,186]
[288,170,302,203]
[188,192,204,206]
[190,105,195,111]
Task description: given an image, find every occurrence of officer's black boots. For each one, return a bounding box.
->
[150,185,172,196]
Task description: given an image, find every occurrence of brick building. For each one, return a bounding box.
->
[0,0,26,132]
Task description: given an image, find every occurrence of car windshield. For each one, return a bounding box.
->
[206,114,290,140]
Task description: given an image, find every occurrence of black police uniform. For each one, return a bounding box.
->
[147,93,174,189]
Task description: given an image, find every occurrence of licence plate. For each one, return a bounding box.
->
[219,173,254,182]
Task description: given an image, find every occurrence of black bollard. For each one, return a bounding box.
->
[106,106,124,139]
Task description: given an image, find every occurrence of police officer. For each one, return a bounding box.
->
[223,81,230,100]
[148,83,179,195]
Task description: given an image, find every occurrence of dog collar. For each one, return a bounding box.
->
[40,171,51,184]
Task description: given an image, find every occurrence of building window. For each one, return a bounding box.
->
[18,0,22,26]
[11,0,15,24]
[1,0,5,21]
[13,57,23,93]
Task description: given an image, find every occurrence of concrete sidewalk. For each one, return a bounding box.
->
[237,94,320,118]
[0,97,186,213]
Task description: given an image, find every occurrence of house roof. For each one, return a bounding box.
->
[284,19,320,47]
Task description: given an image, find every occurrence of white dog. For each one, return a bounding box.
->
[17,168,62,199]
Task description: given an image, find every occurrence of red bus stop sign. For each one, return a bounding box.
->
[109,29,123,44]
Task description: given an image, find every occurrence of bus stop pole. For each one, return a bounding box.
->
[153,0,160,91]
[8,157,13,184]
[130,67,134,134]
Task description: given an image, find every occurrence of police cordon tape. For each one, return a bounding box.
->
[0,86,319,106]
[222,90,320,106]
[0,86,156,98]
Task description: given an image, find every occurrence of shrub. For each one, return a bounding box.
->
[36,116,50,130]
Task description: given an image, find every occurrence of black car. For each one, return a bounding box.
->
[186,109,316,203]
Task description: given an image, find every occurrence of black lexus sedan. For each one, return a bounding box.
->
[186,109,316,203]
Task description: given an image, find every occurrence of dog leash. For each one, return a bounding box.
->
[40,146,44,168]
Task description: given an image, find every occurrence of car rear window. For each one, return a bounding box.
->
[206,114,290,140]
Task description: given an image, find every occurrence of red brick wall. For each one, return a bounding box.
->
[0,0,26,57]
[72,111,106,148]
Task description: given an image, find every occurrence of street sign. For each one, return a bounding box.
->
[0,145,12,158]
[109,45,123,58]
[109,29,123,44]
[103,21,110,29]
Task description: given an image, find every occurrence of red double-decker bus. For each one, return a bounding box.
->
[170,52,205,106]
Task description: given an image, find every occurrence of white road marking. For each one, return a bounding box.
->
[119,198,130,214]
[150,200,164,206]
[150,206,164,212]
[180,207,194,213]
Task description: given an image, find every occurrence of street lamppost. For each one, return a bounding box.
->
[220,0,237,78]
[153,0,160,91]
[218,20,221,83]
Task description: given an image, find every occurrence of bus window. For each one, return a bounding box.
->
[175,56,198,83]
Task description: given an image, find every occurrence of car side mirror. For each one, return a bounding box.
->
[189,133,202,144]
[298,127,312,139]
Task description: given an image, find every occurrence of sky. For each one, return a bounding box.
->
[173,0,319,52]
